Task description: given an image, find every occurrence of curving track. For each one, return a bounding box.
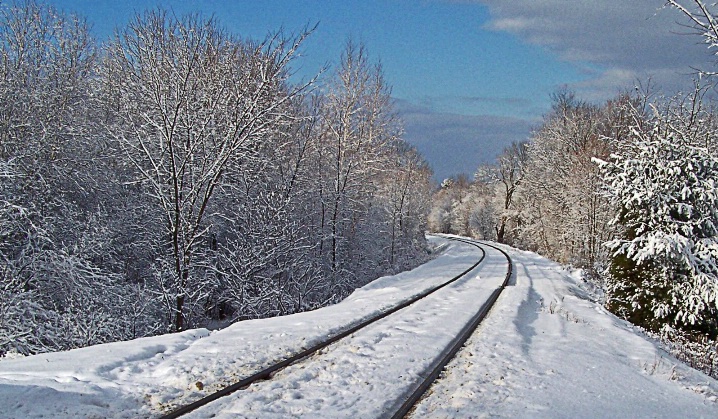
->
[161,237,512,419]
[387,239,513,419]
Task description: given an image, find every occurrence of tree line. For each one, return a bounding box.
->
[0,1,433,356]
[430,0,718,377]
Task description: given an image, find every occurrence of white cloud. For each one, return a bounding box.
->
[477,0,715,100]
[489,16,534,32]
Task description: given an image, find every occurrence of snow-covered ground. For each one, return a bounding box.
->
[1,237,717,418]
[183,239,507,418]
[412,243,718,419]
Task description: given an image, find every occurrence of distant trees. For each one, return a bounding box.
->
[424,0,718,375]
[434,143,528,244]
[0,1,432,356]
[428,174,473,235]
[430,91,625,265]
[428,82,718,365]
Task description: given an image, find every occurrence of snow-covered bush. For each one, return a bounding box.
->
[658,326,718,379]
[596,110,718,337]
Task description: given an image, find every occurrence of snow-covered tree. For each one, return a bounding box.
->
[0,2,432,354]
[596,100,718,336]
[100,10,312,330]
[315,42,397,278]
[488,141,527,244]
[513,90,628,268]
[377,142,432,270]
[0,0,136,355]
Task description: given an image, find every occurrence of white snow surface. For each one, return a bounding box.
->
[0,237,717,418]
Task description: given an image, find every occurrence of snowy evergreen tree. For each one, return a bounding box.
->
[596,109,718,337]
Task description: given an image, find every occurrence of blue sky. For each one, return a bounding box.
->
[45,0,715,180]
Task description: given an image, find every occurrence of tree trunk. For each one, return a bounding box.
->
[175,294,185,331]
[174,267,189,331]
[496,217,507,243]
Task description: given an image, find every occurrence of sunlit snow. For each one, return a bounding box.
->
[0,237,716,418]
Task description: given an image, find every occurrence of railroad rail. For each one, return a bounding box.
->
[160,237,512,419]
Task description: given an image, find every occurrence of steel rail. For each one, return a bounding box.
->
[160,237,486,419]
[384,238,513,419]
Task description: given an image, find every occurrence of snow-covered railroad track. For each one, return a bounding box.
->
[388,239,513,419]
[164,240,511,418]
[5,239,717,419]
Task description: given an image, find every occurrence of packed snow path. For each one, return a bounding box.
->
[1,237,717,418]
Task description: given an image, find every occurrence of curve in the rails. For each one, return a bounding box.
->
[385,238,514,419]
[160,237,486,419]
